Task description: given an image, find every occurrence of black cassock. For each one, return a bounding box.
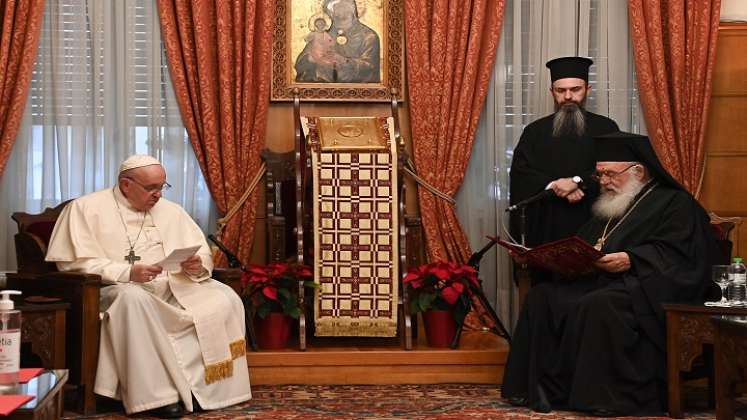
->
[502,182,719,415]
[509,112,618,284]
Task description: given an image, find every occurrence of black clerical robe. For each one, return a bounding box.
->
[509,111,619,256]
[502,183,719,415]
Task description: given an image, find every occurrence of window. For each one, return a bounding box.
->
[23,0,211,225]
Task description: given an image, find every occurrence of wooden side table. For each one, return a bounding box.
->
[10,369,68,420]
[18,302,69,369]
[712,316,747,420]
[664,304,747,418]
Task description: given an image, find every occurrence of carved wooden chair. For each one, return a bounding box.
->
[708,212,742,265]
[8,201,101,415]
[286,90,423,351]
[262,149,298,264]
[9,201,250,414]
[671,212,743,412]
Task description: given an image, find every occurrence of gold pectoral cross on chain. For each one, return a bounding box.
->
[124,249,141,265]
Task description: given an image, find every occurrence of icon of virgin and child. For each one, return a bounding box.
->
[294,0,381,83]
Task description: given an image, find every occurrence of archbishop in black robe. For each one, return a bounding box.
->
[502,132,720,416]
[510,111,619,284]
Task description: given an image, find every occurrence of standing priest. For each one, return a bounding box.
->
[46,155,251,418]
[502,132,719,416]
[510,56,620,285]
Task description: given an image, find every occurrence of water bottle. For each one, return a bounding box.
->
[727,256,747,307]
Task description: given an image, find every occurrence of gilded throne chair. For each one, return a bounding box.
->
[269,90,423,350]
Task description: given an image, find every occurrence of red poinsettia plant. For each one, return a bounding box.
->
[403,261,480,324]
[241,262,319,319]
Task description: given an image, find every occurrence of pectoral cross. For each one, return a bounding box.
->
[124,249,141,265]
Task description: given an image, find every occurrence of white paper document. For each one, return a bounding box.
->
[155,245,202,271]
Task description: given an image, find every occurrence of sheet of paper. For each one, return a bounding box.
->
[155,245,202,271]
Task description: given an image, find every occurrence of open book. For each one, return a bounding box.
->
[498,236,603,276]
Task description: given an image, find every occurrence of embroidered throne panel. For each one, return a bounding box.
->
[303,116,399,337]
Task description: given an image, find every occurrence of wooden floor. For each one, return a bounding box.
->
[246,328,508,385]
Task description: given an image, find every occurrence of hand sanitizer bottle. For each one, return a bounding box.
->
[0,290,21,394]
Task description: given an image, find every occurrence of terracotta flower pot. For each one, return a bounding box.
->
[422,309,457,348]
[255,312,292,350]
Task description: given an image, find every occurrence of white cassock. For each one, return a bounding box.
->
[45,187,251,414]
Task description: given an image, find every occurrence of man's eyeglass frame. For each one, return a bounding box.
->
[590,164,639,182]
[124,177,171,194]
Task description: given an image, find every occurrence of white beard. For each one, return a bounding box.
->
[592,178,647,219]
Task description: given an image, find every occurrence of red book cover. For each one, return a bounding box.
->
[0,395,34,415]
[19,368,43,383]
[498,236,603,276]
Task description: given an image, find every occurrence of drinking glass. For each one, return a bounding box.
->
[705,265,731,307]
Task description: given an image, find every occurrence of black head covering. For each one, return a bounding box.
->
[546,57,593,82]
[594,131,684,191]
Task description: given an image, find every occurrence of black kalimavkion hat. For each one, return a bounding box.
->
[593,131,684,191]
[546,56,593,82]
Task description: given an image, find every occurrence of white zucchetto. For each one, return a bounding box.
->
[118,155,162,174]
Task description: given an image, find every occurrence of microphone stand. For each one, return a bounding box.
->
[514,200,533,307]
[207,234,258,351]
[450,236,512,349]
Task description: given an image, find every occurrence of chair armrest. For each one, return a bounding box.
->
[39,271,102,286]
[8,271,101,297]
[8,271,101,391]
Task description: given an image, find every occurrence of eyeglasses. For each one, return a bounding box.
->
[124,177,171,194]
[590,164,639,182]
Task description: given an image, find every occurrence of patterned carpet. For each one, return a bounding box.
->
[63,383,735,419]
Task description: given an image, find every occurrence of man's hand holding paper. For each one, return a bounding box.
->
[180,255,204,276]
[130,264,163,283]
[155,245,202,272]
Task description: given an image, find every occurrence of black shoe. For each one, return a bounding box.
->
[590,408,619,417]
[529,384,552,413]
[506,396,528,407]
[148,402,185,419]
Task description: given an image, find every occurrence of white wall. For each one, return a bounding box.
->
[722,0,747,22]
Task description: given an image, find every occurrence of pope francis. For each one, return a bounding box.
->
[45,155,251,417]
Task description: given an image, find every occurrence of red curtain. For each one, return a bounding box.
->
[0,0,45,179]
[405,0,506,263]
[157,1,274,266]
[629,0,721,196]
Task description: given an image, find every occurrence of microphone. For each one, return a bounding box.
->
[505,189,555,212]
[467,235,500,270]
[505,178,586,212]
[207,234,243,269]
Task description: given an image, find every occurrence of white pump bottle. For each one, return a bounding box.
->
[0,290,22,394]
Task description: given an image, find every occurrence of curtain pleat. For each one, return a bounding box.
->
[157,0,274,266]
[0,0,45,178]
[628,0,721,196]
[405,0,506,264]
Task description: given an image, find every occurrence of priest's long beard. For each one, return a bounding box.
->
[552,103,586,137]
[592,177,647,219]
